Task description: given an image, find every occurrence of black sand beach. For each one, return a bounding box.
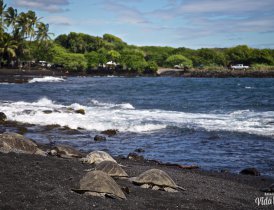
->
[0,149,273,210]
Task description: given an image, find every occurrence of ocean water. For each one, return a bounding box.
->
[0,76,274,176]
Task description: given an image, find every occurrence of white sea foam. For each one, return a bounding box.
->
[28,76,65,83]
[0,98,274,137]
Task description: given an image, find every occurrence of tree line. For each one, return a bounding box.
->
[0,0,52,68]
[1,0,274,73]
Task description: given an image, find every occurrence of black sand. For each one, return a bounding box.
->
[0,151,273,210]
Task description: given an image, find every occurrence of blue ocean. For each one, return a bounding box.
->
[1,76,274,176]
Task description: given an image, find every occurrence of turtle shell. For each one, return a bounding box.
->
[95,161,128,177]
[0,132,45,155]
[52,145,83,158]
[75,170,126,199]
[82,151,117,164]
[133,169,178,189]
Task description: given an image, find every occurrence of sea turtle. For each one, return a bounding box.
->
[72,170,126,200]
[0,132,45,156]
[49,144,84,159]
[130,168,185,192]
[95,161,128,178]
[81,151,117,165]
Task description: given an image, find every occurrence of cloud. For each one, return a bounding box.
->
[46,16,73,25]
[13,0,70,13]
[96,0,150,25]
[147,0,274,41]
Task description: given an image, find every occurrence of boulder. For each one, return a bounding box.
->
[75,109,85,115]
[43,110,53,114]
[101,129,118,136]
[134,148,145,153]
[94,135,107,142]
[0,112,7,123]
[240,168,260,176]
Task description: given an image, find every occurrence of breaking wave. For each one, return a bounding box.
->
[28,76,65,83]
[0,97,274,137]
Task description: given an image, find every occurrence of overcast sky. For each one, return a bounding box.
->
[5,0,274,49]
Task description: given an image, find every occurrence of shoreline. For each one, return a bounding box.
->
[1,68,274,84]
[1,146,273,210]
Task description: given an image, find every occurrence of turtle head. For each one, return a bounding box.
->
[49,149,58,156]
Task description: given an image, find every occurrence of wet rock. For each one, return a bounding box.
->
[207,134,220,140]
[44,124,61,131]
[101,129,118,136]
[17,126,28,135]
[127,152,144,161]
[134,148,145,153]
[43,110,53,114]
[240,168,260,176]
[94,135,106,142]
[22,110,34,115]
[75,109,85,115]
[0,112,7,123]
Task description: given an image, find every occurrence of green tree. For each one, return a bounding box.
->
[225,45,252,65]
[0,33,17,66]
[121,49,147,72]
[103,33,123,43]
[145,61,158,73]
[51,44,87,71]
[85,51,100,68]
[107,50,121,62]
[194,48,226,67]
[165,54,193,68]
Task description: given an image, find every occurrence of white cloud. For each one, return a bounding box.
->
[46,16,73,25]
[13,0,70,13]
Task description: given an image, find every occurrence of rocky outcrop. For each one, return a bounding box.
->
[94,135,107,142]
[75,109,85,115]
[240,168,260,176]
[101,129,119,136]
[0,112,7,123]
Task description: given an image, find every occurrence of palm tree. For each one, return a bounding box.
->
[26,10,39,41]
[4,6,18,32]
[0,0,7,42]
[36,22,53,45]
[0,33,18,67]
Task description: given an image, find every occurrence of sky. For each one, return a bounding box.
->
[5,0,274,49]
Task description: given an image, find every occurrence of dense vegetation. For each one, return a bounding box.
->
[1,0,274,73]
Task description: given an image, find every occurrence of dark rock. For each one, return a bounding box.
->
[22,110,33,115]
[94,135,106,142]
[121,186,130,194]
[240,168,260,176]
[101,129,118,136]
[127,152,144,161]
[43,110,53,114]
[134,148,145,153]
[17,126,28,135]
[207,134,220,140]
[75,109,85,115]
[0,112,7,123]
[220,169,230,173]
